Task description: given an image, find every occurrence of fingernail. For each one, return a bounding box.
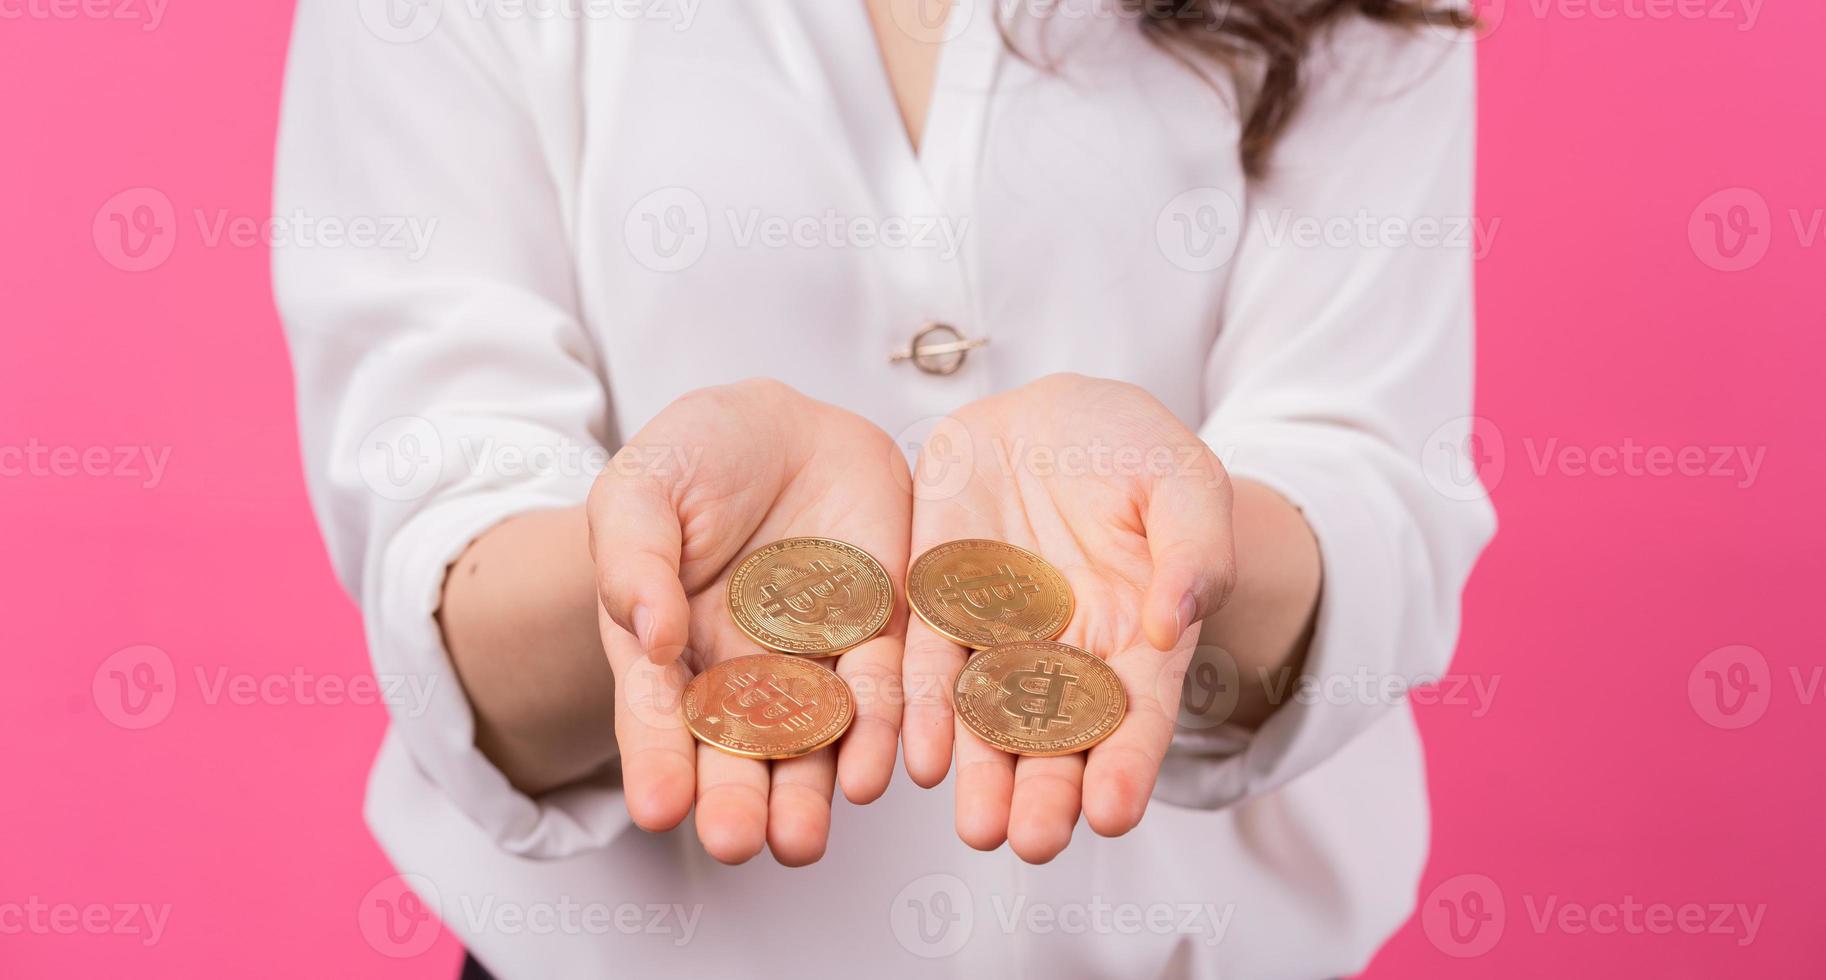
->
[1174,591,1197,636]
[633,604,655,650]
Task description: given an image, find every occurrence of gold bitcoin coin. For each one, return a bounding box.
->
[907,539,1073,650]
[953,641,1125,757]
[727,537,893,657]
[683,654,855,760]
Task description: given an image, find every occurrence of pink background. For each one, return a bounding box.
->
[3,1,1821,976]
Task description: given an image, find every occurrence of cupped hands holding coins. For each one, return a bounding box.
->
[588,379,911,866]
[592,374,1234,867]
[899,374,1234,864]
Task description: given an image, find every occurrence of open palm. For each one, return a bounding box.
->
[588,379,910,866]
[901,374,1235,863]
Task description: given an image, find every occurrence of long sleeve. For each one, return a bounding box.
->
[1157,18,1497,808]
[273,1,631,856]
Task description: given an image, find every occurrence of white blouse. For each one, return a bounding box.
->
[275,1,1494,976]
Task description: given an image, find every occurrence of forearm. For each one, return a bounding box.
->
[1194,478,1322,729]
[437,504,616,795]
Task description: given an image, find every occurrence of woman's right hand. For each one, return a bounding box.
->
[587,379,911,866]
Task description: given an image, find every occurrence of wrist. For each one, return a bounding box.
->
[439,504,616,794]
[1195,478,1322,729]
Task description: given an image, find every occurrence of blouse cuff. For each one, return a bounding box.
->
[367,487,633,859]
[1154,421,1417,811]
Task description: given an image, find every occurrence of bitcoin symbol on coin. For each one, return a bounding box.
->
[722,671,819,733]
[909,540,1074,649]
[685,654,855,759]
[935,565,1041,622]
[952,641,1124,756]
[729,538,893,656]
[999,658,1078,732]
[757,559,857,627]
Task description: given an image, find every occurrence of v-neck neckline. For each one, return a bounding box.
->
[808,0,1000,207]
[861,0,952,160]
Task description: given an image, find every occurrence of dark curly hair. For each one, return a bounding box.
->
[1004,1,1477,177]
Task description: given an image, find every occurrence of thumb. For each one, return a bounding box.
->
[1140,459,1236,652]
[588,471,692,664]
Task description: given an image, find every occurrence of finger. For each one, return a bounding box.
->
[953,720,1016,851]
[834,633,904,804]
[601,610,695,832]
[807,419,911,803]
[675,589,774,863]
[589,465,692,663]
[1140,453,1236,651]
[694,743,771,865]
[1081,649,1182,837]
[1006,754,1085,864]
[768,748,837,867]
[901,617,967,788]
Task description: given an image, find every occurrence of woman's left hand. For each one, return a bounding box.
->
[901,374,1237,862]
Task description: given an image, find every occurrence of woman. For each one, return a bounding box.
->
[275,0,1494,975]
